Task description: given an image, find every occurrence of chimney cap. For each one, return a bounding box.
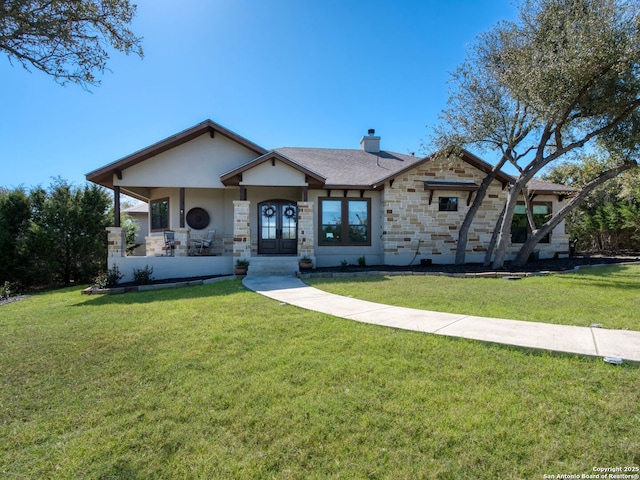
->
[368,128,375,135]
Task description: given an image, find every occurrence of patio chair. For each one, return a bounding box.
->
[192,230,215,255]
[164,230,175,256]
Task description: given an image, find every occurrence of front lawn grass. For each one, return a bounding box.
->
[308,265,640,331]
[1,280,639,479]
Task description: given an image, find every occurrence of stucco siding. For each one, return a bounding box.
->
[241,161,308,186]
[114,134,259,188]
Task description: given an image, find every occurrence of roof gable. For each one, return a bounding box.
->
[86,119,267,189]
[220,151,326,187]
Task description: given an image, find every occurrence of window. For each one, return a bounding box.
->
[319,198,370,246]
[438,197,458,211]
[150,198,169,231]
[511,202,551,243]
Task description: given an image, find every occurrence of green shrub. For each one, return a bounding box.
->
[0,281,13,300]
[94,263,123,288]
[133,265,154,285]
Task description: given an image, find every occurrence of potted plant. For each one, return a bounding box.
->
[299,255,313,270]
[234,258,249,276]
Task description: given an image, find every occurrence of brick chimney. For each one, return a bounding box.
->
[360,128,380,153]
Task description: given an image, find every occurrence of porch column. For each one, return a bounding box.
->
[297,201,314,259]
[107,227,126,257]
[179,187,185,228]
[233,200,252,259]
[175,228,189,256]
[113,186,121,227]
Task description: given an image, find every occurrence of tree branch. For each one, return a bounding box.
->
[512,160,639,266]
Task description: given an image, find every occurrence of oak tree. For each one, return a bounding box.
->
[433,0,640,267]
[0,0,143,87]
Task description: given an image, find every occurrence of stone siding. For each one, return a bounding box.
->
[297,201,315,259]
[107,227,126,257]
[145,235,165,256]
[382,156,505,264]
[233,200,252,259]
[144,228,188,256]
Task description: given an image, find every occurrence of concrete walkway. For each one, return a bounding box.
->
[243,276,640,363]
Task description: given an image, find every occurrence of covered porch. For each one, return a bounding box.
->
[106,191,317,282]
[95,132,325,281]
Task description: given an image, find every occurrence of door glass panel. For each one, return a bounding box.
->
[261,203,277,239]
[281,203,297,240]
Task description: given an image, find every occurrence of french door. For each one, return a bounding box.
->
[258,200,297,255]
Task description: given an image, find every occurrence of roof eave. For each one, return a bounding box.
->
[321,184,380,190]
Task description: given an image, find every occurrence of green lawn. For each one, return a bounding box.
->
[308,264,640,331]
[1,279,639,479]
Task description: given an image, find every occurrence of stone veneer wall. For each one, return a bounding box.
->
[297,201,315,259]
[174,229,189,256]
[145,228,189,256]
[107,227,126,257]
[145,235,165,256]
[381,155,506,265]
[233,200,252,259]
[218,234,234,255]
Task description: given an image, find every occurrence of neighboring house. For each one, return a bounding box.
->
[122,203,149,256]
[86,119,574,282]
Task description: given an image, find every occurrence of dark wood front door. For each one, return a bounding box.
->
[258,200,297,255]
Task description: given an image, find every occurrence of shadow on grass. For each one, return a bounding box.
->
[306,275,389,286]
[312,265,640,291]
[564,265,640,291]
[73,279,247,307]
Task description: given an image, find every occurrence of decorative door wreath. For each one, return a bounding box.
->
[262,204,297,219]
[283,205,297,219]
[262,205,276,218]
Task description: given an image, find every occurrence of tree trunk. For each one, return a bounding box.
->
[455,156,509,265]
[491,180,526,269]
[483,204,506,266]
[455,179,488,265]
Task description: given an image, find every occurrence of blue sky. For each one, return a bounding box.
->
[1,0,518,190]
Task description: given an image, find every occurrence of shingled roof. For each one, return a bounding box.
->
[273,147,424,188]
[85,119,576,195]
[526,179,577,194]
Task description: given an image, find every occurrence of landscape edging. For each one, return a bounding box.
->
[80,261,640,295]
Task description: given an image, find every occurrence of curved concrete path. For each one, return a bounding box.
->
[243,276,640,363]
